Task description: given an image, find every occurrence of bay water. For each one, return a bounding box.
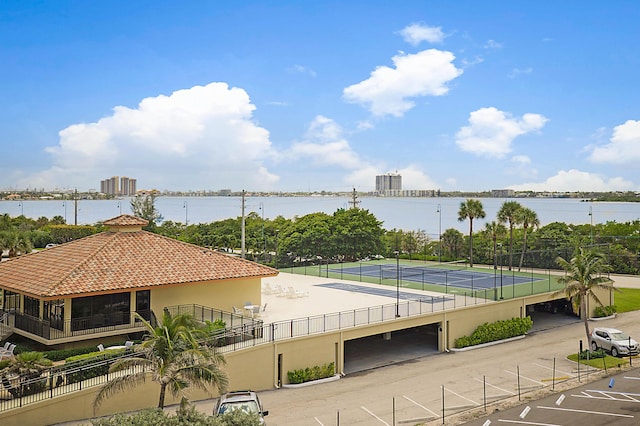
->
[2,196,640,238]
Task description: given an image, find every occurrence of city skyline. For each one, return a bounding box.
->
[2,2,640,194]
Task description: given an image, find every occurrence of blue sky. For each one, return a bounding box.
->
[2,1,640,193]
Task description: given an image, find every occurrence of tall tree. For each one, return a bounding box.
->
[441,228,464,259]
[457,199,486,267]
[130,194,164,231]
[554,248,616,346]
[497,201,523,271]
[517,207,540,271]
[483,221,507,272]
[94,312,228,410]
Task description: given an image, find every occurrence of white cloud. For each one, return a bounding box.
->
[33,82,279,190]
[287,64,317,77]
[288,116,363,169]
[455,107,548,158]
[508,169,634,192]
[399,23,445,45]
[588,119,640,163]
[484,39,503,49]
[396,165,439,189]
[506,155,538,179]
[508,67,533,79]
[343,49,463,117]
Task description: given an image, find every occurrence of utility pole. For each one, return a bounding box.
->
[241,190,246,259]
[74,188,78,225]
[347,187,360,209]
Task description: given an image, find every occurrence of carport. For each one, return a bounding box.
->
[344,323,440,374]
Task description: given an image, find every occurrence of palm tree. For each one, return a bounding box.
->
[457,199,486,267]
[1,351,53,398]
[554,248,617,346]
[497,201,523,271]
[517,207,540,271]
[484,221,507,272]
[94,312,229,411]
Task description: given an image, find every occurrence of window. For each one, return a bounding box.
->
[24,296,40,318]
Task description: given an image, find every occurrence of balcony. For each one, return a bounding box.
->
[3,310,151,345]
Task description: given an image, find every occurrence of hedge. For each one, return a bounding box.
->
[287,362,335,385]
[454,316,533,349]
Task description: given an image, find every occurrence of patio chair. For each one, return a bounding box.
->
[0,344,16,360]
[252,305,261,316]
[2,342,9,351]
[262,283,275,294]
[262,303,268,312]
[232,306,243,315]
[125,341,134,349]
[97,344,105,352]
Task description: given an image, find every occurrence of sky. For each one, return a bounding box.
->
[1,1,640,194]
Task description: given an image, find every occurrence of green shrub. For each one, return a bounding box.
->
[287,362,335,384]
[579,349,606,360]
[90,405,262,425]
[593,305,617,318]
[454,316,533,349]
[64,349,126,384]
[43,346,99,362]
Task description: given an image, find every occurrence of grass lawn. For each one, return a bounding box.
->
[614,287,640,313]
[567,352,636,369]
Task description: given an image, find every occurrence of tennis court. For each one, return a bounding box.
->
[330,262,538,292]
[315,282,453,304]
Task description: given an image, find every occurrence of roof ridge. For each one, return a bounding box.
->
[46,231,120,297]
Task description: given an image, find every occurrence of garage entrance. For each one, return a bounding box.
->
[527,299,580,333]
[344,323,440,374]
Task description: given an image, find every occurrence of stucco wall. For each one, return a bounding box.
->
[150,277,263,314]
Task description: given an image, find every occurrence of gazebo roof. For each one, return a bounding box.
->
[0,214,277,299]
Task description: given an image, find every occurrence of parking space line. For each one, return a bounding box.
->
[533,362,574,378]
[313,417,324,425]
[473,377,516,396]
[444,387,480,406]
[403,395,439,417]
[572,389,640,402]
[496,420,561,425]
[504,369,546,387]
[361,406,390,425]
[537,405,634,418]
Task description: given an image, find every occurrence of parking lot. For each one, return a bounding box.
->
[237,309,640,425]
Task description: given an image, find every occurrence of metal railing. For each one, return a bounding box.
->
[7,310,151,342]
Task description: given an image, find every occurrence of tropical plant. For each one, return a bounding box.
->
[483,221,507,272]
[440,228,464,259]
[517,207,540,271]
[554,248,618,345]
[497,201,523,271]
[0,351,53,398]
[457,199,486,267]
[130,194,164,230]
[93,312,228,411]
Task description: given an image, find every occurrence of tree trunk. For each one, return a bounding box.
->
[468,219,474,267]
[518,228,528,272]
[158,382,167,409]
[508,224,513,271]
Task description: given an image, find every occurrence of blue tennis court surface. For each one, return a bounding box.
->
[329,263,539,290]
[315,282,453,304]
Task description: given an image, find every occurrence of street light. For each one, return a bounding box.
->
[395,250,400,317]
[62,201,67,224]
[116,201,122,215]
[437,204,442,263]
[259,202,265,262]
[499,243,504,299]
[275,229,280,269]
[589,206,593,244]
[183,201,188,225]
[18,201,23,216]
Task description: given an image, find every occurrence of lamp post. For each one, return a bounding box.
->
[275,229,280,269]
[63,201,67,224]
[589,206,593,245]
[18,201,23,216]
[183,201,188,225]
[437,204,442,263]
[499,243,504,299]
[117,201,122,215]
[259,202,265,262]
[395,250,400,317]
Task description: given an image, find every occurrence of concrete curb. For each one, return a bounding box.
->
[449,335,526,352]
[282,374,341,388]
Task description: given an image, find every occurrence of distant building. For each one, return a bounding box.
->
[376,172,402,196]
[100,176,137,196]
[491,189,515,198]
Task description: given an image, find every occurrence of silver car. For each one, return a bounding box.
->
[214,390,268,423]
[590,327,639,357]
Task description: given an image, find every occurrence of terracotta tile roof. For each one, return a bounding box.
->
[0,215,278,298]
[103,215,149,226]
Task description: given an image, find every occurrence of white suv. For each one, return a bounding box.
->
[590,327,639,357]
[214,390,269,423]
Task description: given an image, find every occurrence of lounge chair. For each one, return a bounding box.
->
[125,341,134,349]
[97,344,105,352]
[0,344,16,360]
